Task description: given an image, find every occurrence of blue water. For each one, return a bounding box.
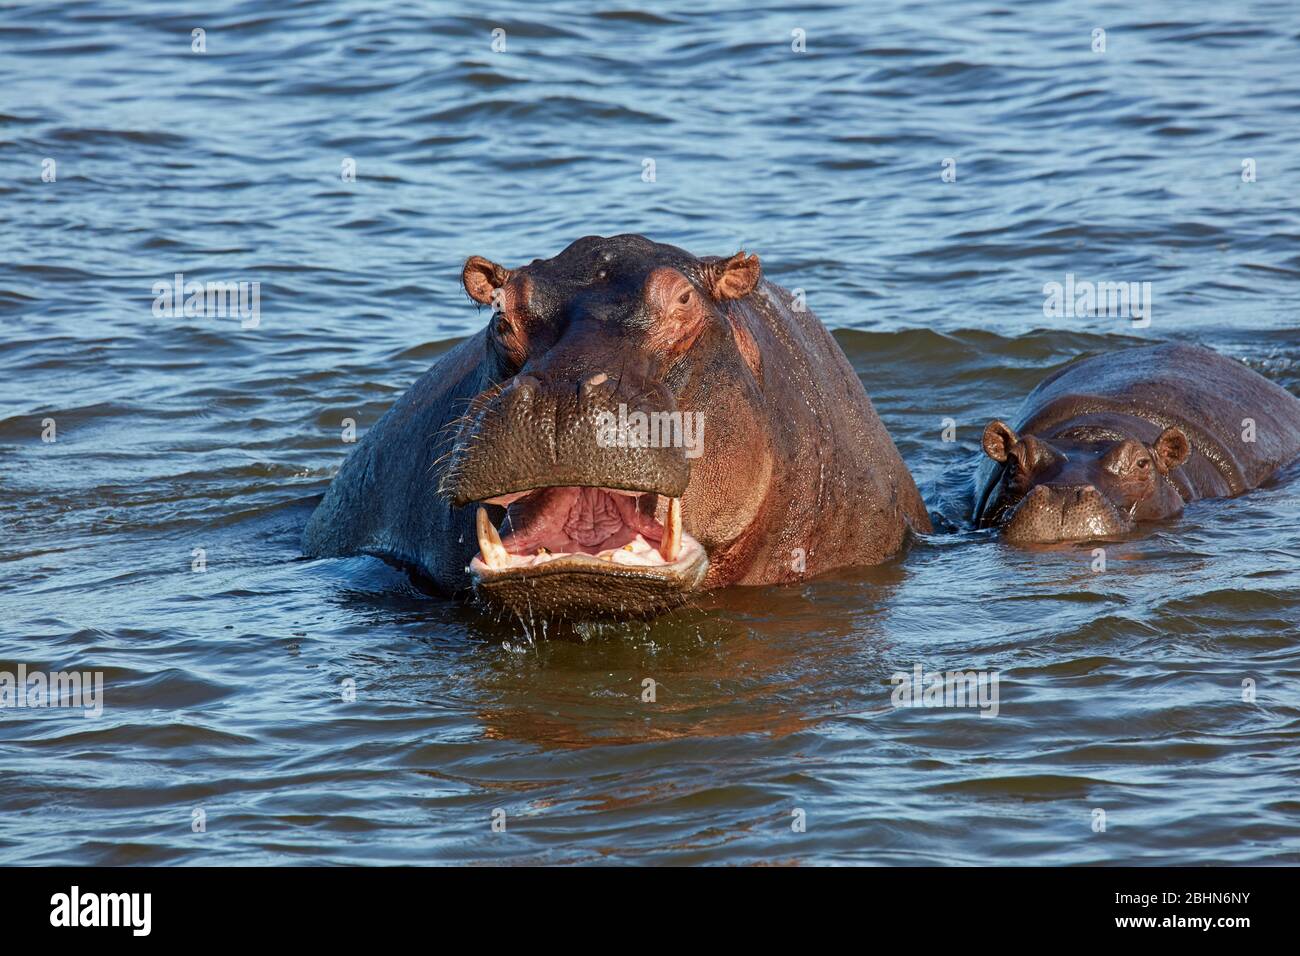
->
[1,0,1298,864]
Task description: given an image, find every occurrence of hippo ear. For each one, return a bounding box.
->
[462,256,513,306]
[704,251,761,301]
[981,420,1018,463]
[1153,426,1190,473]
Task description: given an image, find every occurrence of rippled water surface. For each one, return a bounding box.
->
[2,0,1300,864]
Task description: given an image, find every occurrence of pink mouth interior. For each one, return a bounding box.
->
[497,487,664,556]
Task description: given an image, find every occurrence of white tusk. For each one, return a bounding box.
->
[659,497,682,562]
[476,507,509,569]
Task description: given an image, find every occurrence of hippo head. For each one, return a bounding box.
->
[441,234,771,618]
[976,419,1191,544]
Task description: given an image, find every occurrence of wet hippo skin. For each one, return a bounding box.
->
[304,234,931,618]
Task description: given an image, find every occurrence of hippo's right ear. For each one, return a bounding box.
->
[981,420,1019,463]
[704,251,761,301]
[1153,426,1191,473]
[462,256,513,305]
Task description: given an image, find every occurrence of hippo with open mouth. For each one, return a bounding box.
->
[973,343,1300,544]
[303,234,931,618]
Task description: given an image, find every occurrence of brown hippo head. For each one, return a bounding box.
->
[441,234,770,617]
[976,418,1192,544]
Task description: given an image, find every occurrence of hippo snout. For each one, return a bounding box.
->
[443,368,691,508]
[1002,483,1134,545]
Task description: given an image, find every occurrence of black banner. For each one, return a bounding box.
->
[0,866,1283,941]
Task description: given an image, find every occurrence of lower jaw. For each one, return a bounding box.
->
[467,485,709,618]
[470,547,709,619]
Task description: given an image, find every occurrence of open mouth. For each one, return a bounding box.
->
[468,486,707,597]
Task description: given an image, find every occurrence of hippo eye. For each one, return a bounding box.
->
[1137,457,1151,471]
[677,290,691,305]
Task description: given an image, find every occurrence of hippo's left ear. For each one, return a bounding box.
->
[462,256,513,306]
[981,420,1018,463]
[1153,426,1190,473]
[704,251,761,301]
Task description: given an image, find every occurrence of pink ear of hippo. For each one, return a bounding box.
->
[462,255,513,305]
[1153,426,1191,473]
[705,251,761,301]
[982,420,1019,463]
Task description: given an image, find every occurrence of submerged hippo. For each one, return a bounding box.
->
[304,234,930,617]
[973,343,1300,544]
